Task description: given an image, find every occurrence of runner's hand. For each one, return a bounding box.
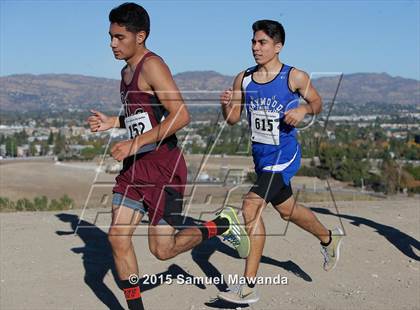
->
[284,106,307,127]
[111,140,137,161]
[88,110,114,132]
[220,88,233,107]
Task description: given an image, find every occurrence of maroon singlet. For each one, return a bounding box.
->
[112,52,187,225]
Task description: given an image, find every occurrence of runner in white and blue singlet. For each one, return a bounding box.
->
[218,20,344,305]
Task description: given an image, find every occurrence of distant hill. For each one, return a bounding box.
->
[0,71,418,112]
[0,74,119,112]
[314,73,419,106]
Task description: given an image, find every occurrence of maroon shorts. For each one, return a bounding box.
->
[112,146,187,225]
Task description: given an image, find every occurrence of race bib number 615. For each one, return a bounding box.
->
[251,110,280,145]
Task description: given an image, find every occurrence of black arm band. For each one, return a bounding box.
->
[118,115,126,129]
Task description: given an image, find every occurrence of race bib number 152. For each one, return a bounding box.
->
[125,112,153,140]
[124,112,156,154]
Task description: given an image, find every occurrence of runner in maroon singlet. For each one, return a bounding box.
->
[87,3,250,310]
[112,50,187,227]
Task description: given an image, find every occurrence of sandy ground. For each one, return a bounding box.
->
[1,199,419,310]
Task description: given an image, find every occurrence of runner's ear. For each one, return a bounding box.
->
[275,42,283,54]
[136,31,147,45]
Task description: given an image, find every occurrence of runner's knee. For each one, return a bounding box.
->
[108,228,132,253]
[242,195,264,223]
[151,245,173,261]
[278,203,294,221]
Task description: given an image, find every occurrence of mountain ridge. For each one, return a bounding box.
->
[1,71,418,112]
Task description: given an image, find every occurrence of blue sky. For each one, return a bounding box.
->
[1,0,419,80]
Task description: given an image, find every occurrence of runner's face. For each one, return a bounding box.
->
[109,23,138,60]
[252,30,282,65]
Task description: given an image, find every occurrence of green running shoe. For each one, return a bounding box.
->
[218,207,250,258]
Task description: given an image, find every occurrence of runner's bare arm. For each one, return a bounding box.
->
[220,71,245,125]
[284,69,322,126]
[87,110,121,132]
